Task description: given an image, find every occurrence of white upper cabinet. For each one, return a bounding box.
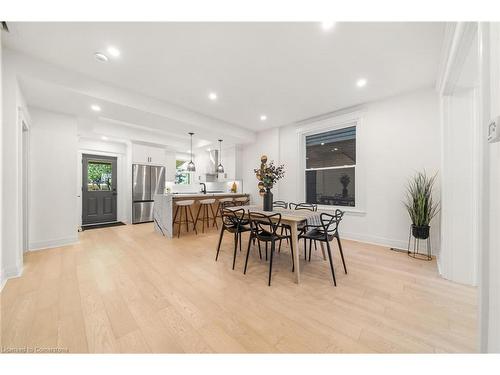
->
[132,143,166,166]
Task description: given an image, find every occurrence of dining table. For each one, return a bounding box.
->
[225,204,327,284]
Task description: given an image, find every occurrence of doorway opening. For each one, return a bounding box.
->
[81,154,118,227]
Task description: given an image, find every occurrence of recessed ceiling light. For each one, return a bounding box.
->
[356,78,367,87]
[107,46,120,58]
[208,92,218,101]
[101,136,108,141]
[94,52,109,62]
[91,104,101,112]
[321,22,336,31]
[321,142,325,146]
[260,115,267,121]
[334,147,339,151]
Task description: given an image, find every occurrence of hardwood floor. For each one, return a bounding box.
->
[1,223,477,353]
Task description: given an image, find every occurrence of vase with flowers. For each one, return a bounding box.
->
[254,155,285,211]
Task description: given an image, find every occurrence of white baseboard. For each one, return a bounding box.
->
[29,236,79,251]
[341,231,439,255]
[0,263,24,292]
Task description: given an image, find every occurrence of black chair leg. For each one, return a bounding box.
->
[257,239,262,259]
[244,234,253,274]
[268,241,275,286]
[265,242,268,261]
[239,232,242,252]
[326,241,337,286]
[290,236,295,272]
[232,232,239,270]
[303,238,307,260]
[215,228,224,261]
[278,226,284,253]
[336,234,347,274]
[308,239,313,262]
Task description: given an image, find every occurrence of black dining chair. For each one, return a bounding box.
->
[215,208,251,270]
[288,202,318,257]
[273,200,288,209]
[288,202,318,211]
[244,211,294,286]
[298,210,347,286]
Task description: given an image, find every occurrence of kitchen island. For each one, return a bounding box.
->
[153,193,250,238]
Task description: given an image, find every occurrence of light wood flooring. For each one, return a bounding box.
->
[0,223,477,353]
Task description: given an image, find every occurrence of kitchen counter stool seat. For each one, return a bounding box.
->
[194,198,218,233]
[234,196,250,206]
[173,200,197,238]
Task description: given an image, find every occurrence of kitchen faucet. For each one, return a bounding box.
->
[200,182,207,194]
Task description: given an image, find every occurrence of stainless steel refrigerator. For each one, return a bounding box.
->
[132,164,166,223]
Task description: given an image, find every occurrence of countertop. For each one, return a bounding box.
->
[159,192,249,199]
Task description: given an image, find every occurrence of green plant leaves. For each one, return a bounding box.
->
[404,171,439,226]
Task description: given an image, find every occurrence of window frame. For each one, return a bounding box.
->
[296,111,365,214]
[175,159,192,185]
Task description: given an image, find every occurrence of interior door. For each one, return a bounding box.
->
[82,154,117,225]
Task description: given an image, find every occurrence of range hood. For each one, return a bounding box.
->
[205,149,221,182]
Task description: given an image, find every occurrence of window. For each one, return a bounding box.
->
[305,126,356,207]
[87,160,112,191]
[175,160,191,184]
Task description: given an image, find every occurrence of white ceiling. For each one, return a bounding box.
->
[3,22,445,132]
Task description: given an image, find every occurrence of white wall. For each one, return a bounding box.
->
[242,89,441,252]
[0,30,4,289]
[485,21,500,353]
[241,128,281,205]
[28,107,78,250]
[1,49,30,286]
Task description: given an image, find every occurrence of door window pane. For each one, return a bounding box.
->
[87,161,112,191]
[306,167,355,207]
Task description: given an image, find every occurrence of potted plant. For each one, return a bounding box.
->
[254,155,285,211]
[404,171,439,240]
[340,174,350,198]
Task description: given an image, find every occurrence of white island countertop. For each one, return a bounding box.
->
[169,192,249,199]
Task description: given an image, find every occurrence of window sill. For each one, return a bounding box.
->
[316,205,366,216]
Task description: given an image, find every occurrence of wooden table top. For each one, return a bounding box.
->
[226,204,321,223]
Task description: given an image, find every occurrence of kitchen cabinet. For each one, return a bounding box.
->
[132,143,166,166]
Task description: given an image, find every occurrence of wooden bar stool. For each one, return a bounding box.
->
[173,200,197,238]
[234,196,250,206]
[214,197,234,226]
[194,198,218,233]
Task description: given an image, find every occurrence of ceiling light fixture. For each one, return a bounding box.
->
[321,142,325,146]
[107,46,120,57]
[187,132,196,172]
[101,136,108,141]
[91,104,101,112]
[94,52,109,62]
[321,21,336,31]
[217,139,225,174]
[208,92,218,101]
[260,115,267,121]
[356,78,367,87]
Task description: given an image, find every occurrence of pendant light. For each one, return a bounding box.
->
[187,132,196,172]
[217,139,224,173]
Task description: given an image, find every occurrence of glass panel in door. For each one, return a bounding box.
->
[87,161,113,191]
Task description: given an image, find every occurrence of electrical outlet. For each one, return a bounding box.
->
[488,116,500,143]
